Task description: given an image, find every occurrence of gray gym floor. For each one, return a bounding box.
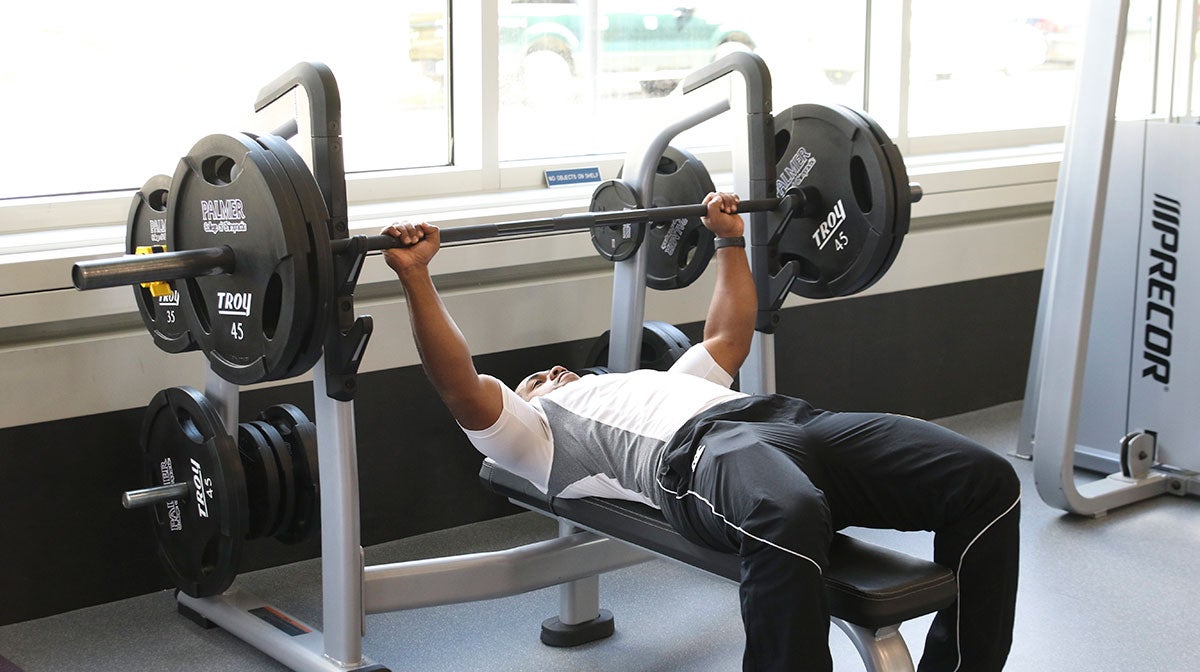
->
[2,400,1198,671]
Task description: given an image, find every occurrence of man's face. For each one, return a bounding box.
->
[515,365,580,401]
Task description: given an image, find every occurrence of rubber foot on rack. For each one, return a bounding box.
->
[540,609,615,647]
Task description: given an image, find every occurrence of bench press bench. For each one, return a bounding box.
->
[480,460,958,672]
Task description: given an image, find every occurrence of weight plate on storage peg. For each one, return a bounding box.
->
[772,104,900,299]
[585,321,692,372]
[644,147,717,291]
[236,422,282,540]
[170,133,316,385]
[248,420,296,541]
[259,404,320,544]
[141,387,247,598]
[589,179,644,262]
[127,175,197,354]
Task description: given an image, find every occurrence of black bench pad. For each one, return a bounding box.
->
[480,460,957,629]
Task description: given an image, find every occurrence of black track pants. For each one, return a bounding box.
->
[657,395,1021,672]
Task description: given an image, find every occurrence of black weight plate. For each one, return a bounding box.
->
[244,139,317,379]
[644,147,717,291]
[170,133,313,385]
[252,134,334,381]
[259,404,320,544]
[585,321,692,372]
[126,175,197,354]
[589,179,643,262]
[827,106,900,293]
[236,422,281,540]
[577,365,611,376]
[838,106,912,293]
[249,420,296,541]
[772,104,899,299]
[141,387,246,597]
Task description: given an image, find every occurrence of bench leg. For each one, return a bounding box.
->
[540,521,616,647]
[831,618,916,672]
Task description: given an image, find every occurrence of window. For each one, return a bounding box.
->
[0,1,1192,220]
[0,1,451,201]
[904,0,1161,146]
[489,0,867,161]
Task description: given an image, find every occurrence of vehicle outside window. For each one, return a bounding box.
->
[408,0,866,162]
[500,0,755,100]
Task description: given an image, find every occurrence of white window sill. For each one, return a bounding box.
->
[0,144,1063,316]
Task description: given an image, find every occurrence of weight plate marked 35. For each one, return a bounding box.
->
[127,174,197,354]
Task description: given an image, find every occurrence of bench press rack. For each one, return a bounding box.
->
[173,56,957,672]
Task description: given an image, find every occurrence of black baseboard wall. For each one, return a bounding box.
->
[0,271,1040,625]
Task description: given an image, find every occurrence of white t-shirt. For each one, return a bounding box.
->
[462,344,747,508]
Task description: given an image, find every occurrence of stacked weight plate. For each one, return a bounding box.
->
[147,133,333,384]
[139,387,321,597]
[771,104,911,299]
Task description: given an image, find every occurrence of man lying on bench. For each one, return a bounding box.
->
[380,193,1020,672]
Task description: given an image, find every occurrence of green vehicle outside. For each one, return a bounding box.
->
[410,1,755,96]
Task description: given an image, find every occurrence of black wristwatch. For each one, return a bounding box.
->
[713,236,746,250]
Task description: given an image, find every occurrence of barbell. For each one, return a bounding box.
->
[77,193,797,288]
[72,103,920,385]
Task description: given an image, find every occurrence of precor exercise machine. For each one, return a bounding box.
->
[1018,0,1200,515]
[73,55,949,672]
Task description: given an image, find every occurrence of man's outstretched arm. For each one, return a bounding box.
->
[699,192,757,377]
[382,222,503,430]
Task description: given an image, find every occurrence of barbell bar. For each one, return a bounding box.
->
[72,194,788,291]
[346,195,796,252]
[72,185,922,292]
[73,245,236,291]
